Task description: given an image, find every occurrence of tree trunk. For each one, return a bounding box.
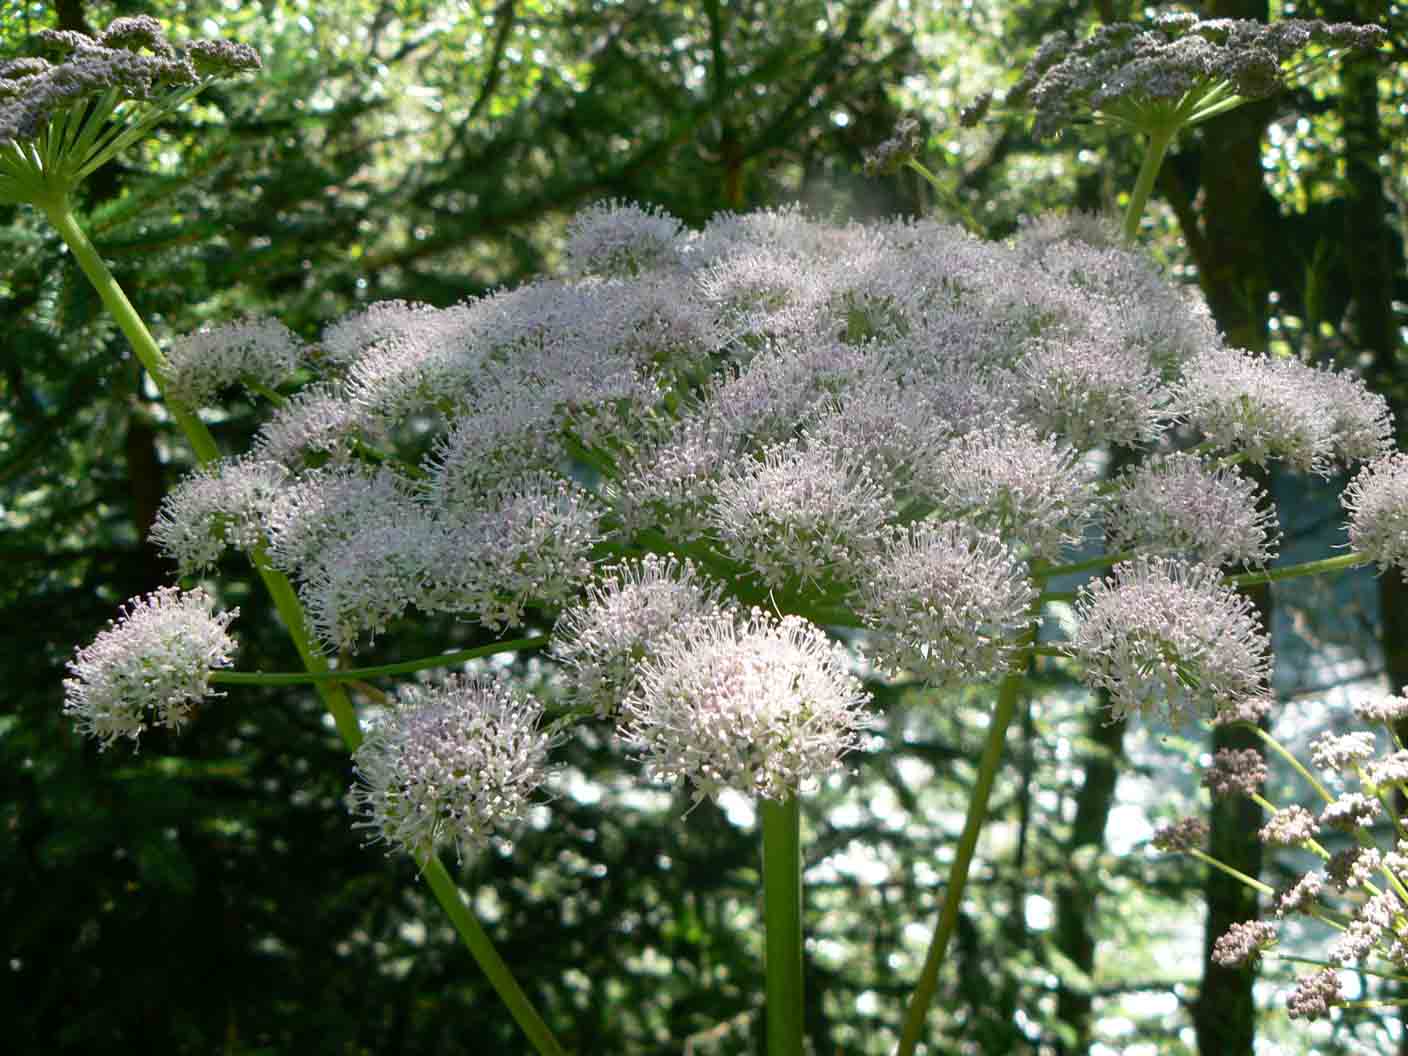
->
[1183,4,1274,1053]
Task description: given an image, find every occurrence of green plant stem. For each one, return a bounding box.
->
[761,796,804,1056]
[896,623,1037,1056]
[1123,124,1175,242]
[420,854,567,1056]
[211,635,550,686]
[47,194,564,1054]
[1224,552,1371,588]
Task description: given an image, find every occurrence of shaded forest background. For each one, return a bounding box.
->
[2,0,1406,1052]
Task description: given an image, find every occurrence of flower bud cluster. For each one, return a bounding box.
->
[1180,693,1408,1020]
[1008,16,1384,140]
[1,15,258,145]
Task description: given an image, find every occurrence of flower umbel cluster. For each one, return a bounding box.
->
[1160,690,1408,1020]
[0,16,259,204]
[349,676,556,862]
[63,587,238,748]
[71,200,1405,861]
[1008,14,1384,140]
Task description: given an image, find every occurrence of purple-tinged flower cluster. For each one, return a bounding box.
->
[623,611,870,802]
[1104,453,1277,568]
[0,15,258,146]
[551,555,727,715]
[150,456,288,572]
[162,317,303,407]
[1151,817,1208,853]
[1070,558,1270,724]
[564,200,686,277]
[1211,919,1277,967]
[349,676,556,861]
[1178,346,1390,476]
[64,587,237,747]
[1201,747,1266,798]
[1008,16,1384,140]
[1286,968,1344,1021]
[858,523,1037,687]
[1343,453,1408,578]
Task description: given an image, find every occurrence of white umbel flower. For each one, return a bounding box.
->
[1104,452,1278,567]
[349,676,555,862]
[709,437,896,589]
[623,611,870,802]
[563,199,686,276]
[1343,453,1408,577]
[551,555,728,714]
[858,522,1037,685]
[1070,557,1270,724]
[163,316,302,406]
[149,456,288,573]
[64,587,238,747]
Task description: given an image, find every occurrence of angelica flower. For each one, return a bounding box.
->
[1212,920,1278,967]
[915,423,1096,562]
[349,676,556,862]
[1286,968,1343,1021]
[857,522,1036,686]
[64,587,238,747]
[1008,16,1383,142]
[162,317,303,407]
[1201,747,1266,798]
[150,456,288,573]
[551,555,728,715]
[1104,452,1277,568]
[1,16,259,205]
[1343,453,1408,577]
[709,437,896,590]
[563,199,686,277]
[1070,557,1270,725]
[623,611,870,802]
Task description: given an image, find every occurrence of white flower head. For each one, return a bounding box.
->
[563,199,686,276]
[624,610,871,802]
[709,437,896,590]
[163,316,302,406]
[916,422,1096,562]
[1178,347,1390,475]
[858,522,1037,685]
[1070,557,1271,724]
[64,587,238,748]
[551,555,728,715]
[1104,452,1278,568]
[150,456,288,573]
[1343,453,1408,577]
[349,675,556,862]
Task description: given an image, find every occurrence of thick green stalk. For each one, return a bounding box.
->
[761,796,804,1056]
[1122,125,1175,242]
[47,195,563,1053]
[420,854,567,1056]
[897,624,1036,1056]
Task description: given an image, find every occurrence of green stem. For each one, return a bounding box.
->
[896,623,1037,1056]
[761,796,804,1056]
[420,854,567,1056]
[47,195,564,1054]
[42,196,220,464]
[1224,552,1371,589]
[211,636,550,686]
[1123,124,1175,242]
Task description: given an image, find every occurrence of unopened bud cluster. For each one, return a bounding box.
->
[1161,691,1408,1020]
